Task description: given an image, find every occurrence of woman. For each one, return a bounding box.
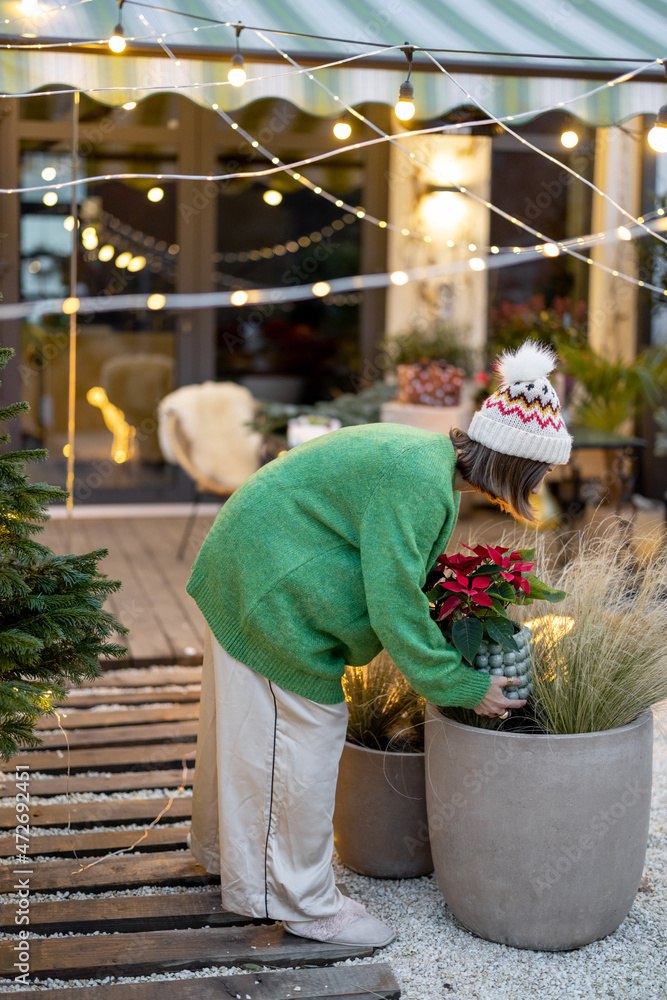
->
[186,340,572,948]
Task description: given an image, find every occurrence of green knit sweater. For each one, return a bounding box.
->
[187,423,491,708]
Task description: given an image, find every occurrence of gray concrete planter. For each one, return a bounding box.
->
[333,741,433,879]
[424,704,653,950]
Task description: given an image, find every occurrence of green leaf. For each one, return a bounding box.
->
[489,581,515,601]
[490,598,510,617]
[486,618,519,650]
[451,617,484,664]
[525,575,567,603]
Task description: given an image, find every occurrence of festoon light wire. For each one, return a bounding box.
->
[424,50,667,250]
[255,29,666,294]
[4,214,667,323]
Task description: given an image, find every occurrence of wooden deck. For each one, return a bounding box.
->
[41,511,217,667]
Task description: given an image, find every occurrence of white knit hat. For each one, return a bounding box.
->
[467,340,572,465]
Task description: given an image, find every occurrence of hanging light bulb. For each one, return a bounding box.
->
[333,119,352,140]
[648,105,667,153]
[228,24,246,87]
[109,0,125,53]
[394,45,416,122]
[109,24,125,53]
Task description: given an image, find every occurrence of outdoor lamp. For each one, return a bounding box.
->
[395,45,416,122]
[228,23,246,87]
[648,105,667,153]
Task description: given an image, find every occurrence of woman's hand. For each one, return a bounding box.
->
[473,676,527,718]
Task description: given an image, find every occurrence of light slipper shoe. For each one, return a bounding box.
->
[283,895,396,949]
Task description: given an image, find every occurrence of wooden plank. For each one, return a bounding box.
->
[102,517,180,661]
[0,824,189,858]
[129,516,207,658]
[0,924,374,979]
[36,704,199,730]
[7,740,197,772]
[0,767,194,797]
[0,889,254,934]
[54,688,200,708]
[0,851,217,894]
[0,962,400,1000]
[84,666,202,687]
[0,794,192,828]
[27,719,199,749]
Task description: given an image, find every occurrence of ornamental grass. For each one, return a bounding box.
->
[343,650,425,752]
[523,530,667,734]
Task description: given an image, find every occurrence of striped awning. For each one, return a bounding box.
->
[1,0,667,124]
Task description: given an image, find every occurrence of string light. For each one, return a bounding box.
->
[648,107,667,152]
[147,293,166,310]
[42,191,58,206]
[560,130,579,148]
[228,24,246,87]
[312,281,331,297]
[122,101,136,111]
[115,252,132,268]
[41,166,56,181]
[108,0,126,56]
[543,242,560,256]
[617,225,633,240]
[395,45,416,122]
[230,290,248,305]
[263,189,283,206]
[390,270,408,285]
[147,186,164,202]
[333,119,352,140]
[98,245,115,262]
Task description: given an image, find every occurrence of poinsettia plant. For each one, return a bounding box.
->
[424,544,566,665]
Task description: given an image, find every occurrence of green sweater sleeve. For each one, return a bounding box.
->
[358,447,491,708]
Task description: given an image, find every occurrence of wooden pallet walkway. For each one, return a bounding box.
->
[1,664,400,1000]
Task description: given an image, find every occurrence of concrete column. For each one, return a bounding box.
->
[385,132,491,365]
[588,119,643,362]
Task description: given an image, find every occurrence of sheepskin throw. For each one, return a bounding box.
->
[158,382,262,491]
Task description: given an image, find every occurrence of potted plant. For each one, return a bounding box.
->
[333,650,433,879]
[379,322,476,434]
[424,533,666,951]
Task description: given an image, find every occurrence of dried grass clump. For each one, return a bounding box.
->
[525,532,667,734]
[343,650,425,752]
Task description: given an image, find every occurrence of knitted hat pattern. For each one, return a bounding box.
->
[467,340,572,465]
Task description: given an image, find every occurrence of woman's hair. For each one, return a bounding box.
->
[449,428,552,522]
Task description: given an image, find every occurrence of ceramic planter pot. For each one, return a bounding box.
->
[333,741,433,878]
[424,704,653,950]
[472,625,534,700]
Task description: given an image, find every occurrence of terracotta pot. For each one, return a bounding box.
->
[333,741,433,878]
[424,704,653,950]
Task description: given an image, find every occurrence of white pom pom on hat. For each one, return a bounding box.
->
[494,340,557,387]
[467,339,572,465]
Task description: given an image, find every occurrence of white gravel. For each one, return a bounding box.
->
[1,712,665,997]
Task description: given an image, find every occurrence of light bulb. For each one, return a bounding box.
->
[41,166,56,181]
[648,123,667,153]
[543,243,560,257]
[560,130,579,148]
[263,189,283,206]
[42,191,58,206]
[231,290,248,306]
[390,271,408,285]
[98,245,115,262]
[128,255,146,272]
[312,281,331,297]
[394,80,415,122]
[115,252,132,268]
[147,294,166,310]
[333,121,352,140]
[469,257,486,271]
[228,52,246,87]
[617,226,632,241]
[109,25,125,54]
[147,186,164,202]
[123,102,136,111]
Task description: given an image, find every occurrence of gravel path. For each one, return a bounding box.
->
[1,709,665,997]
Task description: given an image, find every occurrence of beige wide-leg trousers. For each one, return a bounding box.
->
[189,626,349,921]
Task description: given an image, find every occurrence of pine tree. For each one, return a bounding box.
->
[0,347,127,760]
